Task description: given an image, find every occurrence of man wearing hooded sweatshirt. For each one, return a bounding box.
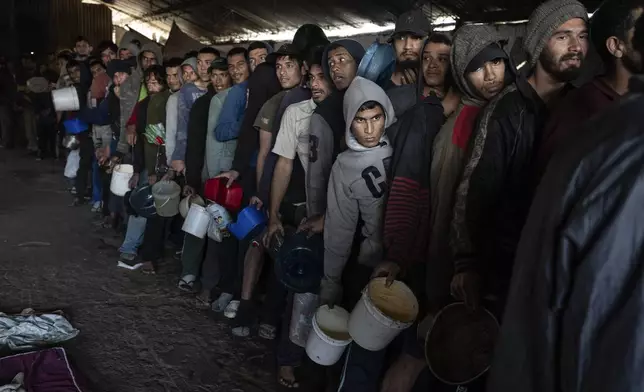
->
[450,0,589,310]
[171,47,220,175]
[378,24,513,392]
[320,77,396,392]
[305,39,365,222]
[178,58,231,292]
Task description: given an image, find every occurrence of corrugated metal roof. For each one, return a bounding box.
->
[99,0,603,42]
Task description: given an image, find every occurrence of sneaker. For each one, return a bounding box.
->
[91,201,103,213]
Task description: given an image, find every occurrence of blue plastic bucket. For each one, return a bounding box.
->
[228,206,267,240]
[64,118,89,135]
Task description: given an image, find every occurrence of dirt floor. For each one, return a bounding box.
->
[0,149,280,392]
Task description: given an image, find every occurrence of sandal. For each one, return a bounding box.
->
[177,276,195,293]
[212,293,234,313]
[140,262,156,275]
[195,291,212,310]
[224,300,240,319]
[258,323,277,340]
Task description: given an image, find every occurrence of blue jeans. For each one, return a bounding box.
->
[118,170,148,255]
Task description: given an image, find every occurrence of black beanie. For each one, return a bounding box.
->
[107,59,132,78]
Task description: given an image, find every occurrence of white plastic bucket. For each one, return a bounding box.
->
[289,293,319,348]
[151,181,181,217]
[52,86,80,112]
[306,305,352,366]
[110,164,134,196]
[206,203,232,242]
[182,204,210,238]
[348,278,419,351]
[179,195,205,218]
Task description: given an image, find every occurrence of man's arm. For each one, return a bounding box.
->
[165,94,179,165]
[306,114,335,217]
[172,87,190,162]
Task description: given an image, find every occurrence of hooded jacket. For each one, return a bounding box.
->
[117,42,163,154]
[450,47,546,301]
[322,77,396,292]
[487,75,644,392]
[426,25,508,306]
[306,40,366,217]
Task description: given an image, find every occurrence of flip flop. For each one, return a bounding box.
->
[177,276,195,293]
[258,323,277,340]
[223,300,240,319]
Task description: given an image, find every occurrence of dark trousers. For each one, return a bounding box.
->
[75,133,93,198]
[37,120,56,157]
[276,291,306,367]
[140,215,170,262]
[200,236,239,292]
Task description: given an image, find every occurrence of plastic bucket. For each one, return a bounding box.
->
[182,204,210,238]
[348,278,419,351]
[179,195,205,218]
[52,86,80,112]
[275,232,324,293]
[63,118,89,135]
[151,181,181,217]
[228,206,267,240]
[206,203,233,242]
[128,185,157,218]
[289,293,320,347]
[306,305,352,366]
[110,164,134,196]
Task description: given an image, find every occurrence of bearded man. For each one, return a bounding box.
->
[449,0,589,310]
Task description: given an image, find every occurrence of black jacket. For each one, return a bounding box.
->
[488,76,644,392]
[450,75,547,299]
[185,88,216,191]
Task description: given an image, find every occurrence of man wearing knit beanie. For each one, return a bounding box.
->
[450,0,588,327]
[524,0,589,80]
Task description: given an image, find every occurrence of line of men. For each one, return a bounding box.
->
[61,0,644,389]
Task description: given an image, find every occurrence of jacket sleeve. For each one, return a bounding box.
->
[323,162,359,284]
[172,88,190,161]
[306,113,335,217]
[214,87,244,142]
[451,114,513,275]
[165,94,178,164]
[117,70,141,154]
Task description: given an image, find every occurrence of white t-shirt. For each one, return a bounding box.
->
[272,98,317,172]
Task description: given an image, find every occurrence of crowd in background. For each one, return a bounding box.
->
[1,0,644,390]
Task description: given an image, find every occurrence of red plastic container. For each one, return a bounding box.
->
[203,178,243,213]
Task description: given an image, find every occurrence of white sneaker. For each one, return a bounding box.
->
[91,201,103,213]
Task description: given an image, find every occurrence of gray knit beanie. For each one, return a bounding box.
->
[524,0,588,69]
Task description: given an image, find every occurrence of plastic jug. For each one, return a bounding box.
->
[227,206,267,240]
[203,178,243,213]
[206,203,233,242]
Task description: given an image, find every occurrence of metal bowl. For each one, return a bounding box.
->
[62,135,80,150]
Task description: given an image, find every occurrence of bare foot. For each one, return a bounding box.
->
[195,289,212,309]
[278,366,299,389]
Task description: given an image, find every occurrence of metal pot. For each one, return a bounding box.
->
[62,135,80,150]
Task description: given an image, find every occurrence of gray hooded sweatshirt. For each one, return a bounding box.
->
[205,88,236,179]
[323,77,397,288]
[427,25,507,305]
[117,42,164,154]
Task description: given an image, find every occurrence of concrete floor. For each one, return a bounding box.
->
[0,149,278,392]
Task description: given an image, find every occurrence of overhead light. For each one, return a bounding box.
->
[30,52,34,55]
[82,0,102,4]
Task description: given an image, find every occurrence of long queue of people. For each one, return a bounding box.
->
[3,0,644,390]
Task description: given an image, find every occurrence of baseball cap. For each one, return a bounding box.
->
[389,9,431,42]
[208,58,228,72]
[267,43,302,63]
